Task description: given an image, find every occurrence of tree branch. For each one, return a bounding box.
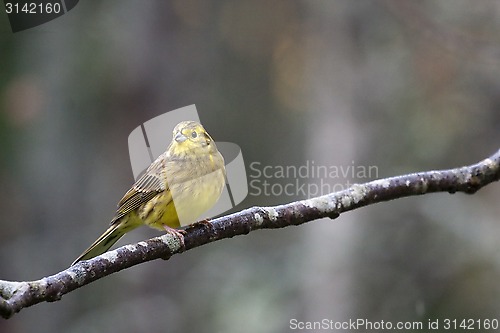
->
[1,149,499,319]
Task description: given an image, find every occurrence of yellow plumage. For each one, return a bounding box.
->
[72,121,226,265]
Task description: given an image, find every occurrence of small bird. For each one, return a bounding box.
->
[72,121,226,265]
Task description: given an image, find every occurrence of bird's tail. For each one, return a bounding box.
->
[71,219,138,266]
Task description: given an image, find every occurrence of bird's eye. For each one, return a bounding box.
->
[191,131,198,138]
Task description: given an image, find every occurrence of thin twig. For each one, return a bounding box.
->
[1,149,499,319]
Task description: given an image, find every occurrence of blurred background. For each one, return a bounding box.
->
[1,1,500,332]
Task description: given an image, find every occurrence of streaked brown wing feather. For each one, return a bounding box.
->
[110,172,168,224]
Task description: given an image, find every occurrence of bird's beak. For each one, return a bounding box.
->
[174,132,187,143]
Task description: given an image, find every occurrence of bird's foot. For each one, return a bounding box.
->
[163,225,186,249]
[198,218,213,229]
[197,218,217,238]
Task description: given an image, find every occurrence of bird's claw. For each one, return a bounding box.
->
[163,225,186,249]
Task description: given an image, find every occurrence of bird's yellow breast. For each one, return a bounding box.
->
[138,167,225,229]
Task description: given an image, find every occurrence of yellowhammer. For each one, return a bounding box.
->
[72,120,226,265]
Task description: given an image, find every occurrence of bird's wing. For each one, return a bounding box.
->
[110,171,169,224]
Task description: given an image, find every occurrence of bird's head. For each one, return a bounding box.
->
[170,121,216,156]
